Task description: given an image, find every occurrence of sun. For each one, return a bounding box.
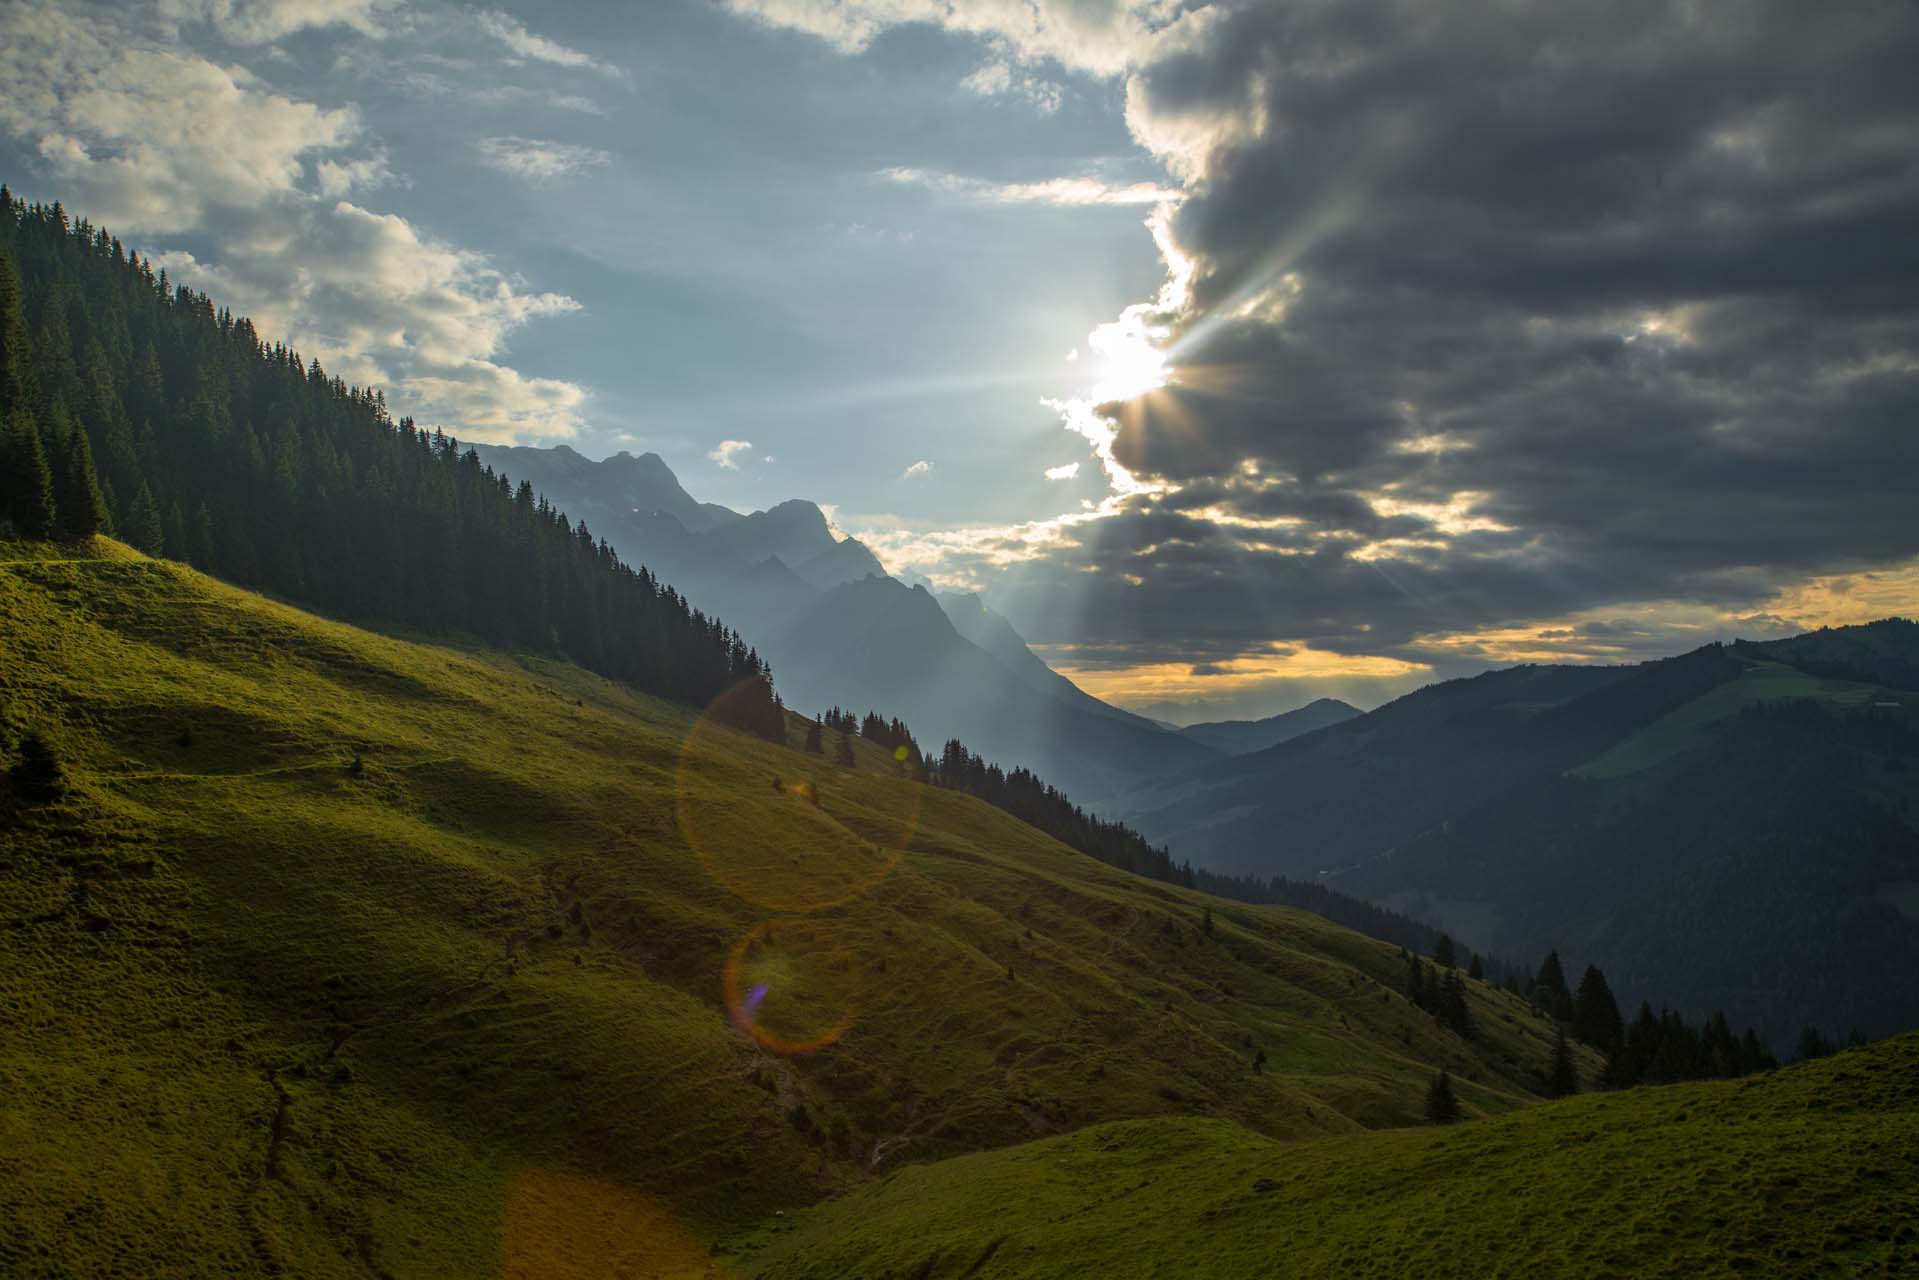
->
[1085,308,1170,402]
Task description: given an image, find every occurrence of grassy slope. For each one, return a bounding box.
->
[743,1034,1919,1279]
[0,540,1580,1278]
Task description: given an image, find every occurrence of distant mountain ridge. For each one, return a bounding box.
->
[467,442,1217,799]
[1177,698,1361,755]
[766,576,1218,801]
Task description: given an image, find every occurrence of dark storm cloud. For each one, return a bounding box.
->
[990,0,1919,673]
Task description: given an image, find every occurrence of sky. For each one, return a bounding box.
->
[2,0,1916,723]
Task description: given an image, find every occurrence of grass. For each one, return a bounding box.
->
[740,1034,1919,1279]
[0,539,1584,1277]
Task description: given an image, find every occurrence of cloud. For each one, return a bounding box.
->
[717,0,1207,78]
[157,0,396,44]
[761,0,1919,717]
[710,439,754,470]
[1043,462,1079,481]
[475,136,611,182]
[960,60,1062,114]
[0,1,589,443]
[475,9,621,77]
[878,167,1177,207]
[902,459,932,478]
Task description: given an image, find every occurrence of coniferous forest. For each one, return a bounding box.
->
[0,191,782,734]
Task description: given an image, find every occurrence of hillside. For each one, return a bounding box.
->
[1123,631,1919,1048]
[1177,699,1361,756]
[0,540,1577,1277]
[741,1033,1919,1278]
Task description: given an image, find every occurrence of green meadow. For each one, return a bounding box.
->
[2,539,1585,1277]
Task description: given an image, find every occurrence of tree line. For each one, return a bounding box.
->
[0,190,782,736]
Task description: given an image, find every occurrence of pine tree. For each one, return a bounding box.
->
[50,408,108,538]
[1467,953,1484,982]
[2,404,57,537]
[835,729,856,767]
[1425,1070,1460,1124]
[1548,1027,1578,1097]
[804,719,823,753]
[1535,948,1573,1020]
[1435,933,1456,968]
[1572,964,1624,1052]
[0,251,35,416]
[124,481,164,555]
[188,501,216,568]
[8,729,64,803]
[1406,953,1427,1008]
[1443,968,1473,1038]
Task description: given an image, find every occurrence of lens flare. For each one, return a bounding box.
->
[676,680,920,914]
[723,920,862,1056]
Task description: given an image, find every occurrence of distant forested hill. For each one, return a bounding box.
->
[1122,626,1919,1049]
[0,190,780,731]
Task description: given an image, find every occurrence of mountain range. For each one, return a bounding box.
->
[1120,621,1919,1050]
[470,443,1223,801]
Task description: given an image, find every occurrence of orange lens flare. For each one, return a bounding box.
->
[675,680,919,915]
[722,920,861,1056]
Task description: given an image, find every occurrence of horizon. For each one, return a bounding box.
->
[463,437,1917,723]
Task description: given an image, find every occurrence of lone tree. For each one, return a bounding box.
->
[9,729,64,803]
[1467,953,1485,982]
[804,718,823,754]
[1547,1027,1579,1097]
[835,729,856,767]
[1435,933,1457,968]
[1425,1070,1460,1124]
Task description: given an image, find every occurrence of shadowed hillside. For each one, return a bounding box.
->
[0,540,1579,1276]
[741,1034,1919,1278]
[1124,633,1919,1048]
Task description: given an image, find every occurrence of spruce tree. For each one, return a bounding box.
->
[188,501,216,568]
[804,718,823,753]
[0,251,35,416]
[1535,948,1573,1020]
[124,481,164,555]
[1572,964,1624,1052]
[1425,1070,1460,1124]
[50,408,108,538]
[1548,1027,1578,1097]
[9,729,64,803]
[1435,933,1456,968]
[2,405,57,537]
[835,729,856,767]
[1443,968,1472,1038]
[1467,953,1484,982]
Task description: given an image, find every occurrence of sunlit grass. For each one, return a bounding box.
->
[1,537,1590,1276]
